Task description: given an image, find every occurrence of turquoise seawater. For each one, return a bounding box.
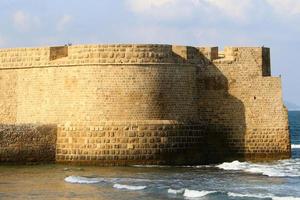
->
[0,112,299,200]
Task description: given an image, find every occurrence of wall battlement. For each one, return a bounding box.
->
[0,44,290,165]
[0,45,269,68]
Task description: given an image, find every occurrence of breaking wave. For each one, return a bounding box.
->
[292,144,300,149]
[183,189,217,198]
[216,159,300,177]
[113,183,146,190]
[168,188,217,198]
[65,176,147,190]
[167,188,185,195]
[64,176,104,184]
[132,165,171,168]
[64,176,152,184]
[227,192,269,198]
[228,192,300,200]
[64,176,300,199]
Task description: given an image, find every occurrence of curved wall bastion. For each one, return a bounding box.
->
[0,44,291,165]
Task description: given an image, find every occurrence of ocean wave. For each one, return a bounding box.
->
[216,159,300,177]
[228,192,300,200]
[132,164,216,169]
[183,189,217,198]
[113,183,146,190]
[168,190,300,199]
[228,192,271,199]
[292,144,300,149]
[167,188,217,198]
[132,165,171,168]
[64,176,153,184]
[167,188,185,195]
[272,197,300,200]
[64,176,104,184]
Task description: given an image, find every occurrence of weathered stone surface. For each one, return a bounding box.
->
[0,124,57,163]
[0,44,290,165]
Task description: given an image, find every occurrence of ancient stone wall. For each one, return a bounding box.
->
[0,44,291,164]
[56,121,211,165]
[0,124,57,163]
[198,47,290,160]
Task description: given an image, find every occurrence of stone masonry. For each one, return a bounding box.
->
[0,44,291,165]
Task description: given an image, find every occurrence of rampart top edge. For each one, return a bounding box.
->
[0,44,269,69]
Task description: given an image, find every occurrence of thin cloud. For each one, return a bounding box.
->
[57,14,72,32]
[127,0,174,12]
[126,0,300,23]
[126,0,255,22]
[125,0,202,19]
[204,0,253,21]
[13,10,29,31]
[266,0,300,16]
[12,10,40,32]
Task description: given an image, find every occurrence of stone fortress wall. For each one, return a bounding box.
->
[0,44,290,165]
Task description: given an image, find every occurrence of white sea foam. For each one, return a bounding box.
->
[113,183,146,190]
[133,164,213,168]
[216,159,300,177]
[183,189,216,198]
[228,192,300,200]
[272,197,300,200]
[64,176,104,184]
[292,144,300,149]
[132,165,170,168]
[64,176,153,184]
[167,188,185,194]
[227,192,269,198]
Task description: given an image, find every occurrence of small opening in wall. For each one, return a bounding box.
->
[254,96,256,100]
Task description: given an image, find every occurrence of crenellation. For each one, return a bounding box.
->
[0,44,211,69]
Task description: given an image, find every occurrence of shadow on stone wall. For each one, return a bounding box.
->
[0,124,57,164]
[159,47,247,164]
[195,47,246,163]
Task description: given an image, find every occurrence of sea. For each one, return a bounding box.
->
[0,112,300,200]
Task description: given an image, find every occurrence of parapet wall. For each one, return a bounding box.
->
[0,44,290,164]
[0,44,203,68]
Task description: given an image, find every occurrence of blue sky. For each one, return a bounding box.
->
[0,0,299,105]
